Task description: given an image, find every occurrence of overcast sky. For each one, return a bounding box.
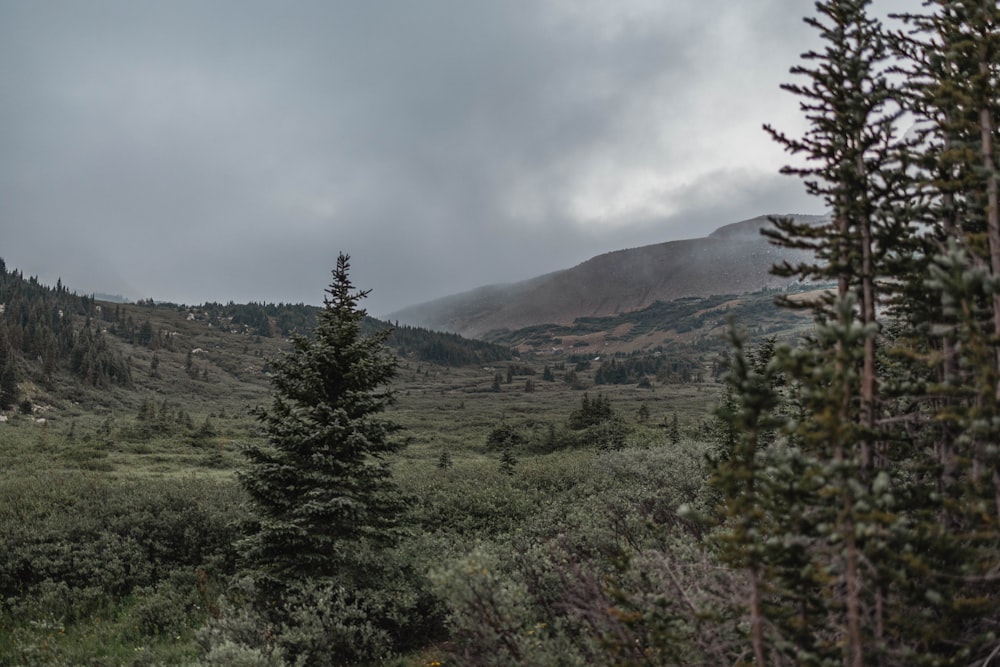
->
[0,1,906,316]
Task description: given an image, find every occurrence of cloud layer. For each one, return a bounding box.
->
[0,1,863,314]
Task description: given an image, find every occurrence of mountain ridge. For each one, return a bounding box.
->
[390,213,826,337]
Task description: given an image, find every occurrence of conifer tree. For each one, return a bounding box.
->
[761,2,902,662]
[0,324,18,411]
[714,1,1000,664]
[239,253,407,585]
[710,331,783,666]
[885,4,1000,660]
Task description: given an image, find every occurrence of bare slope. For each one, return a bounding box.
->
[391,214,825,337]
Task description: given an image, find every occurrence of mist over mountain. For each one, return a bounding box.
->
[389,214,826,338]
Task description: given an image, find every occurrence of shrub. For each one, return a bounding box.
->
[0,474,245,611]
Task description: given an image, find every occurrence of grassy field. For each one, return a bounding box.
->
[0,294,739,665]
[0,310,719,665]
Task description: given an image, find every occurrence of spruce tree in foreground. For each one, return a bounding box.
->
[239,253,407,584]
[230,254,419,664]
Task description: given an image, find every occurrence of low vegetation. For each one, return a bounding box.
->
[0,249,729,665]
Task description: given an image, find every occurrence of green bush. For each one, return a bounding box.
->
[0,473,241,652]
[425,440,719,665]
[122,569,209,641]
[198,548,445,667]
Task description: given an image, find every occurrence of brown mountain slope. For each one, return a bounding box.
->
[390,214,826,337]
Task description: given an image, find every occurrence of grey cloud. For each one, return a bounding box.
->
[1,1,832,315]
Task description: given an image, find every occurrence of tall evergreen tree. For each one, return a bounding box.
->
[239,253,407,584]
[692,1,989,663]
[761,3,901,662]
[709,1,1000,664]
[886,3,1000,661]
[710,331,783,666]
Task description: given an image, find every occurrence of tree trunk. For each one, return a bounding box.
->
[859,155,876,471]
[750,567,766,667]
[980,64,1000,402]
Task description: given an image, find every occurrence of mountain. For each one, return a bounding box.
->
[389,213,826,338]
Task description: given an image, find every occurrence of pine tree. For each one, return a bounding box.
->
[0,324,18,411]
[436,449,453,470]
[667,412,680,444]
[239,253,407,585]
[710,330,784,667]
[761,2,901,662]
[884,3,1000,661]
[499,446,517,476]
[705,1,1000,664]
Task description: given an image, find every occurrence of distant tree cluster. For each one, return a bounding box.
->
[69,319,133,388]
[594,353,702,385]
[567,392,616,430]
[191,301,317,338]
[387,323,512,366]
[0,258,130,390]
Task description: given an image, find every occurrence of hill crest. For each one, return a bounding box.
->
[390,213,826,337]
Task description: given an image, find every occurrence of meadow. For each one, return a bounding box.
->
[0,313,725,665]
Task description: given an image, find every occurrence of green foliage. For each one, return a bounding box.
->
[0,472,244,664]
[388,323,512,366]
[240,254,408,583]
[436,449,453,470]
[485,418,525,451]
[567,392,616,430]
[0,475,243,603]
[0,323,18,410]
[235,253,424,662]
[498,447,517,475]
[427,442,715,667]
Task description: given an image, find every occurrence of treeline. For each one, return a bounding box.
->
[385,322,512,366]
[0,259,131,407]
[489,289,811,351]
[199,301,318,338]
[593,352,704,385]
[174,299,512,367]
[0,258,516,412]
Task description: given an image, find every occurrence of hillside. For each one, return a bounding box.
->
[1,220,819,419]
[0,261,512,417]
[484,287,817,357]
[389,213,826,337]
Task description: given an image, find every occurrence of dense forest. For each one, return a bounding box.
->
[0,259,130,402]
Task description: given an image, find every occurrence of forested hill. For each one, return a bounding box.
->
[0,258,512,412]
[0,257,131,407]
